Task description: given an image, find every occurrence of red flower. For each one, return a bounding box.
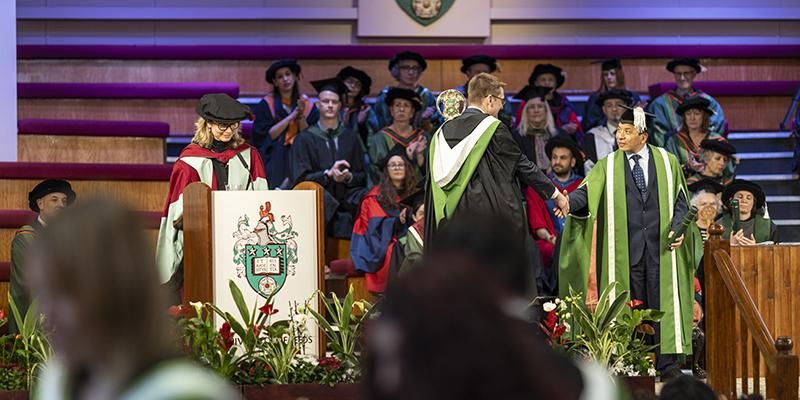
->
[252,324,264,337]
[259,304,278,316]
[218,322,234,350]
[319,357,342,370]
[628,299,645,309]
[0,309,6,321]
[168,305,191,319]
[544,310,558,330]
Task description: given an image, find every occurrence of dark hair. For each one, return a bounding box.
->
[678,108,711,135]
[363,258,583,400]
[660,375,716,400]
[429,213,530,296]
[376,155,419,211]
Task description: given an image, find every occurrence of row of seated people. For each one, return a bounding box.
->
[249,54,729,191]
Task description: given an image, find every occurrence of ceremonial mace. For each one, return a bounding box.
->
[436,89,467,121]
[667,205,698,251]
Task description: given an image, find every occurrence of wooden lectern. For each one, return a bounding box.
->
[181,181,327,355]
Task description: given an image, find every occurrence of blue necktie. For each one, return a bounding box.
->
[631,154,647,197]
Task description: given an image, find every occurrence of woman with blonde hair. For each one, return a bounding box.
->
[512,85,562,172]
[33,200,236,400]
[156,93,268,304]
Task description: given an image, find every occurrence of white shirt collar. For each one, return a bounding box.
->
[626,144,649,160]
[37,216,47,227]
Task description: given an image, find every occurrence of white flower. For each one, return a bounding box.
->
[554,298,561,304]
[647,367,656,377]
[564,313,571,319]
[563,322,571,333]
[543,302,557,312]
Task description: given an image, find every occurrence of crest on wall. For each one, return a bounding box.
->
[395,0,455,26]
[232,202,299,299]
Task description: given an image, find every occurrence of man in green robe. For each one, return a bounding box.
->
[559,106,698,380]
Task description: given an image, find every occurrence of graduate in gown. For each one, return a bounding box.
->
[252,59,319,188]
[290,78,367,239]
[685,139,737,187]
[718,179,779,244]
[337,66,373,146]
[646,58,726,147]
[156,94,268,303]
[425,73,569,296]
[351,146,418,294]
[516,64,583,142]
[367,51,442,135]
[560,106,697,380]
[512,85,564,173]
[583,59,643,132]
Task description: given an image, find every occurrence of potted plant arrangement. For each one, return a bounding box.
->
[539,282,663,394]
[0,298,52,399]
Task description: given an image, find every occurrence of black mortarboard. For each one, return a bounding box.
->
[592,58,622,71]
[722,179,766,211]
[545,135,585,173]
[688,179,724,195]
[619,105,655,127]
[336,66,372,97]
[596,89,634,106]
[676,96,714,115]
[666,58,703,73]
[265,59,301,84]
[388,51,427,71]
[528,64,565,88]
[400,188,425,210]
[310,77,348,99]
[461,55,498,74]
[377,145,411,171]
[28,179,76,212]
[195,93,253,123]
[700,139,737,158]
[384,88,423,110]
[513,85,550,102]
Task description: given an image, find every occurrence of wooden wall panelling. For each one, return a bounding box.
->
[0,179,169,212]
[18,58,800,95]
[18,135,165,164]
[716,97,792,131]
[18,99,199,133]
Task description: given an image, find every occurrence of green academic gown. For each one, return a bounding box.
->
[559,146,699,355]
[9,220,41,334]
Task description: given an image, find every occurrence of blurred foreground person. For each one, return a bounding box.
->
[32,200,236,400]
[363,256,587,400]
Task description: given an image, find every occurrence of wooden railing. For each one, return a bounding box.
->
[705,223,799,399]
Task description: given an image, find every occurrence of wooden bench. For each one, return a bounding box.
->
[0,162,172,213]
[17,82,239,134]
[18,118,170,164]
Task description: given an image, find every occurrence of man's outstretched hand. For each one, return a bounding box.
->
[553,189,570,218]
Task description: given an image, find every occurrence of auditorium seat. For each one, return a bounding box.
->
[17,82,240,134]
[0,162,171,213]
[18,118,170,164]
[327,258,372,304]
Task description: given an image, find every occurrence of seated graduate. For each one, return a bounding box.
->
[368,51,442,134]
[337,66,373,145]
[685,139,737,186]
[718,179,779,245]
[525,136,584,292]
[33,200,236,400]
[367,88,429,183]
[156,94,268,304]
[512,85,563,173]
[456,55,514,128]
[9,179,76,334]
[583,88,633,174]
[291,77,367,239]
[646,58,726,147]
[351,146,418,294]
[582,59,643,132]
[516,64,582,141]
[664,96,732,177]
[253,59,319,189]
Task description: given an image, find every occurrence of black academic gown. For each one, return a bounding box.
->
[291,122,367,238]
[424,107,557,244]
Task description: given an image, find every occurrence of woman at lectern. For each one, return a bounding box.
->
[155,93,269,305]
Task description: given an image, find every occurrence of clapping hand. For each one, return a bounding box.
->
[421,106,435,119]
[357,105,370,124]
[731,229,756,246]
[553,189,570,218]
[562,122,578,135]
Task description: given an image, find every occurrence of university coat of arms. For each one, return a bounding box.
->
[232,202,299,299]
[396,0,455,26]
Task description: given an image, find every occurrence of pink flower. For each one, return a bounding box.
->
[628,299,645,309]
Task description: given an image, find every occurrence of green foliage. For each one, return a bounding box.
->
[0,295,53,391]
[308,285,372,368]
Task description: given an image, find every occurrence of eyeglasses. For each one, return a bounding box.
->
[488,94,507,106]
[214,121,241,131]
[673,71,696,78]
[387,163,406,169]
[398,65,421,73]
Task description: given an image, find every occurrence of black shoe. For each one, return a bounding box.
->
[692,364,707,379]
[660,367,684,383]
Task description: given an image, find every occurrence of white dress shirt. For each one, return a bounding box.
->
[626,145,650,187]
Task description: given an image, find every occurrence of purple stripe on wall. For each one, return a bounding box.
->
[17,82,239,99]
[17,44,800,60]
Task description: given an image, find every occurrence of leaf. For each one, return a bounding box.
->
[597,291,628,333]
[7,293,24,336]
[229,280,251,325]
[22,301,39,339]
[225,312,247,340]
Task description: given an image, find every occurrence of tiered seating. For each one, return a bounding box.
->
[18,118,170,164]
[17,82,239,134]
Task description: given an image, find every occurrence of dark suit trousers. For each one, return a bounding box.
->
[629,249,679,372]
